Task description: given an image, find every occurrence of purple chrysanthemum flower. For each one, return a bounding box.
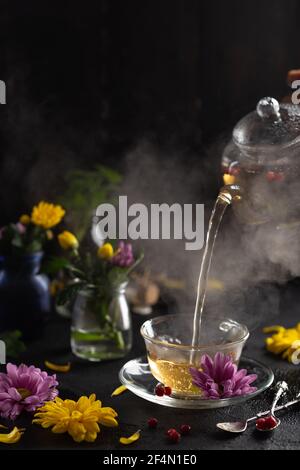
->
[0,363,59,420]
[190,352,257,399]
[111,241,134,267]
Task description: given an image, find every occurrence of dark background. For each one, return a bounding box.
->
[0,0,299,222]
[1,2,300,451]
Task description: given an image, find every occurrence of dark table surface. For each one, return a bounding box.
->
[1,284,300,451]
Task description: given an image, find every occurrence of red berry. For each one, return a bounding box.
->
[256,417,267,430]
[155,384,165,397]
[164,386,172,396]
[275,172,284,182]
[266,171,285,182]
[180,424,191,435]
[264,416,278,430]
[256,416,278,430]
[266,171,276,182]
[166,428,181,443]
[148,417,158,429]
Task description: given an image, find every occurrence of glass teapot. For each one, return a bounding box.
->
[221,97,300,226]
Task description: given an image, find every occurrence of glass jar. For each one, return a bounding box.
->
[71,282,132,361]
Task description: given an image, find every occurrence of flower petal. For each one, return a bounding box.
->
[44,361,71,373]
[111,385,127,397]
[0,426,24,444]
[98,415,118,427]
[119,430,140,445]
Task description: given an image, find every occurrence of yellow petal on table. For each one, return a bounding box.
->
[119,430,141,445]
[0,427,24,444]
[111,385,128,397]
[44,360,71,373]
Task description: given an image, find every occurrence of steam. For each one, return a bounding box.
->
[1,83,296,329]
[119,138,300,327]
[119,139,221,312]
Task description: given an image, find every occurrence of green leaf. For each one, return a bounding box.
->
[71,331,108,342]
[66,265,87,279]
[95,165,122,184]
[56,281,88,305]
[11,234,23,248]
[0,330,26,358]
[42,256,72,275]
[24,240,43,254]
[57,165,122,241]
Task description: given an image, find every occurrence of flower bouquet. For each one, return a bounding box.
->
[0,201,72,340]
[56,241,143,361]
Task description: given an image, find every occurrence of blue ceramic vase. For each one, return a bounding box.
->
[0,252,50,340]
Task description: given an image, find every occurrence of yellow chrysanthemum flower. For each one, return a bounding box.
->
[58,231,79,250]
[33,394,118,443]
[97,243,114,260]
[263,323,300,362]
[19,214,31,225]
[31,202,65,229]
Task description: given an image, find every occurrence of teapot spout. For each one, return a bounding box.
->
[219,184,242,204]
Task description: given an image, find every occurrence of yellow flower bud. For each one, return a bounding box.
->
[58,231,79,250]
[19,214,31,225]
[223,174,236,185]
[46,230,54,240]
[97,243,114,260]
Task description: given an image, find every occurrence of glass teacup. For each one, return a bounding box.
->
[141,314,249,398]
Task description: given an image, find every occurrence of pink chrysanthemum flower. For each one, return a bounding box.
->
[190,352,257,399]
[111,241,134,267]
[0,363,58,420]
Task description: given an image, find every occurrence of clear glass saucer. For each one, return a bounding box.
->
[119,356,274,409]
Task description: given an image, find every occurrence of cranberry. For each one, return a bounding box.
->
[155,384,165,397]
[164,386,172,396]
[255,417,267,430]
[275,172,284,182]
[264,416,278,429]
[166,428,181,444]
[148,417,158,429]
[256,416,278,430]
[266,171,277,182]
[266,171,285,182]
[180,424,191,435]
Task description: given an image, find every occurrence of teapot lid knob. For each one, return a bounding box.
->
[256,97,281,120]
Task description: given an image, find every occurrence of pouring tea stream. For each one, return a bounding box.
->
[190,184,241,364]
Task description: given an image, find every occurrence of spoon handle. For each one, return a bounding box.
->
[270,381,288,416]
[247,394,300,423]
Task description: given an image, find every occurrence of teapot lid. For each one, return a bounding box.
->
[233,97,300,152]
